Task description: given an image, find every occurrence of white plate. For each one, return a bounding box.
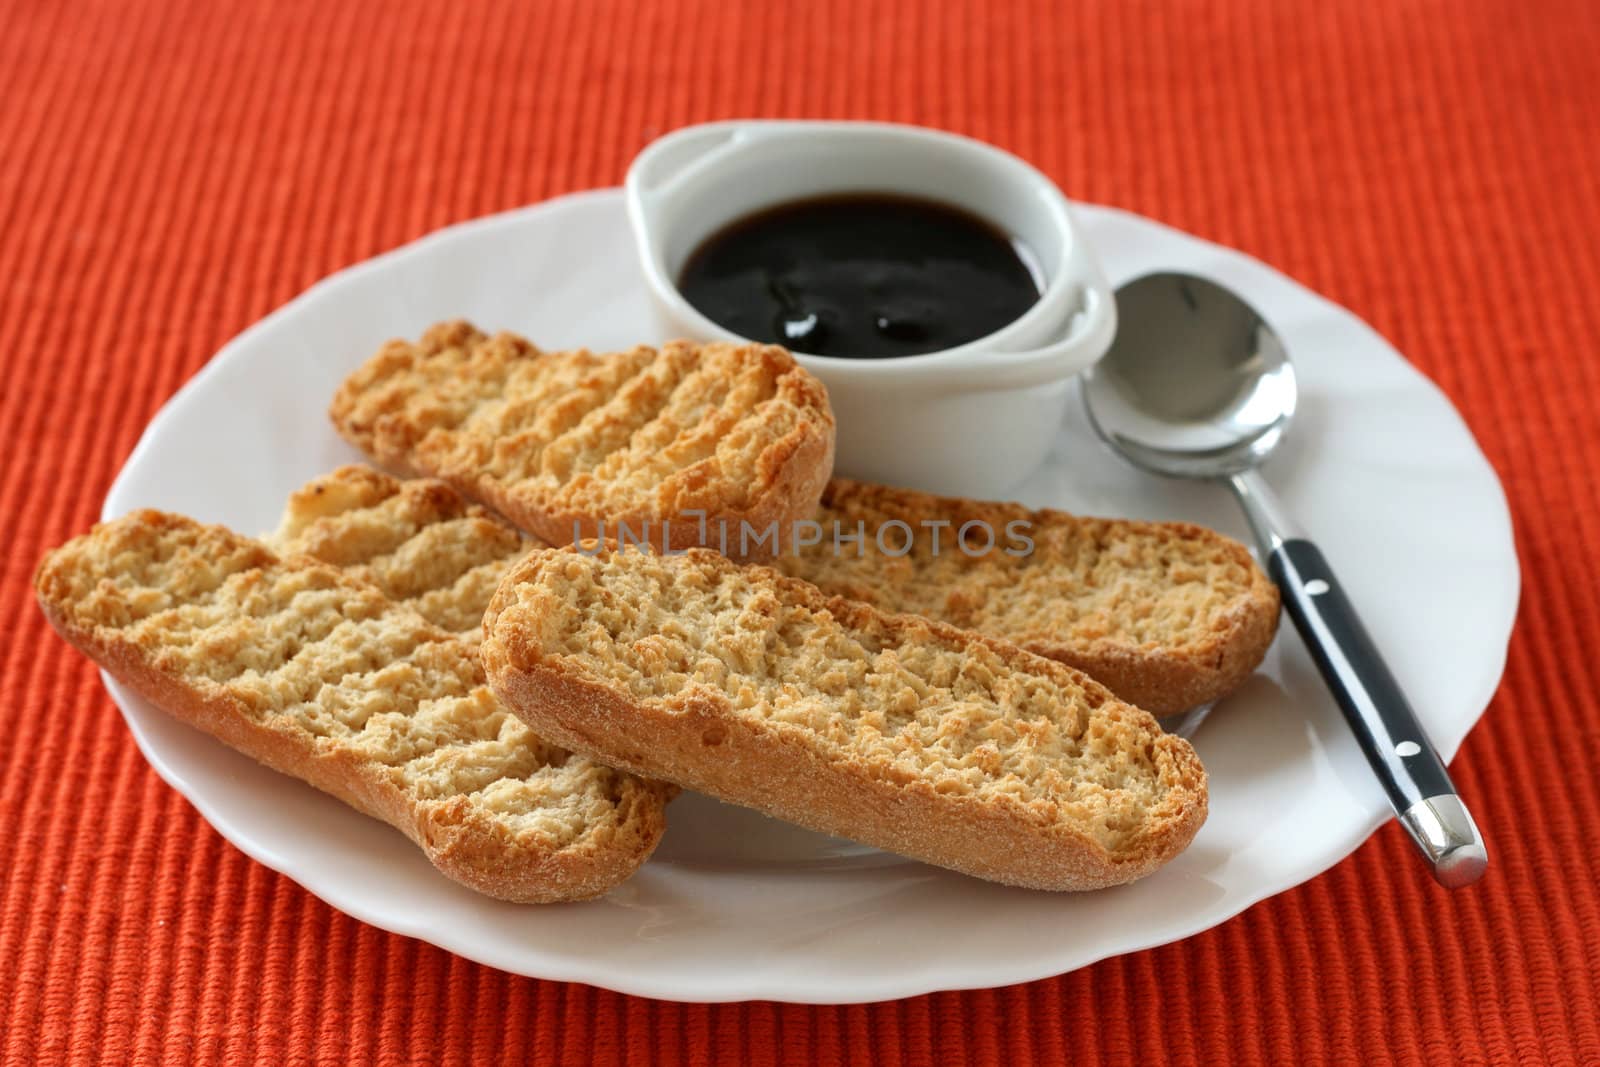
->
[102,189,1518,1004]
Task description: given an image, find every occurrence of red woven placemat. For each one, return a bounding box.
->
[3,1,1597,1063]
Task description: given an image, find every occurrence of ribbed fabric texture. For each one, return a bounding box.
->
[3,1,1598,1063]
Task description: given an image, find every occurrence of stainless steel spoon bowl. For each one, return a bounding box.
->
[1083,272,1488,888]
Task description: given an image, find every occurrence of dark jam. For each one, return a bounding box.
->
[676,194,1041,359]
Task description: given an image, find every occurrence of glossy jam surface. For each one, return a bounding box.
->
[676,195,1041,359]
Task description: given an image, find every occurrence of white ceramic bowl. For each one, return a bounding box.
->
[625,120,1116,496]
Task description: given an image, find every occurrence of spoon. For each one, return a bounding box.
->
[1082,271,1488,888]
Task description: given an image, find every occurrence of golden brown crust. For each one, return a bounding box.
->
[327,322,836,559]
[35,510,672,903]
[483,545,1208,891]
[777,479,1282,714]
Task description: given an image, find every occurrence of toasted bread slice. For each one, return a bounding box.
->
[328,321,835,557]
[777,479,1281,714]
[35,511,672,903]
[483,545,1208,891]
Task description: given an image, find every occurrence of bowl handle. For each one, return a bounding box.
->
[954,277,1118,391]
[627,121,791,210]
[923,205,1119,391]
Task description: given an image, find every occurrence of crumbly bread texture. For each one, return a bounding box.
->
[269,464,535,636]
[328,321,836,557]
[777,480,1282,714]
[35,511,672,903]
[483,546,1208,891]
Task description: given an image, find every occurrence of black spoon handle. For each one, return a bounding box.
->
[1231,472,1487,887]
